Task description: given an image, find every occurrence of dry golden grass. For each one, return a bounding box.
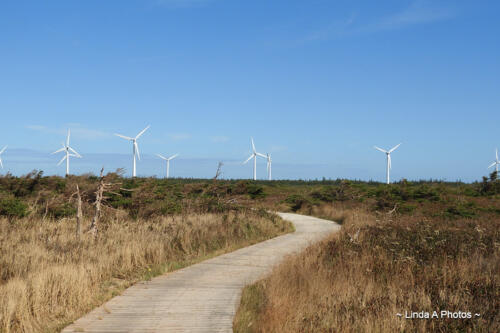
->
[234,203,499,333]
[0,210,292,333]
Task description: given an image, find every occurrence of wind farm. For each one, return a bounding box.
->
[0,131,498,183]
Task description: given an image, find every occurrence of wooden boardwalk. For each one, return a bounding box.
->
[62,212,340,332]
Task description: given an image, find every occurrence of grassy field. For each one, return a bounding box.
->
[234,174,500,332]
[0,171,293,333]
[1,170,499,332]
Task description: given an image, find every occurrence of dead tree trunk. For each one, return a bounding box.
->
[213,162,223,183]
[42,198,50,221]
[89,168,105,239]
[75,184,82,239]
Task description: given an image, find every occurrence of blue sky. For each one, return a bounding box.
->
[0,0,499,181]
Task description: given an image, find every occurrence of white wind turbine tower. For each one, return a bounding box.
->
[0,146,7,169]
[266,153,272,181]
[52,129,82,176]
[115,125,150,178]
[374,143,401,184]
[243,137,266,180]
[488,148,500,173]
[157,153,179,179]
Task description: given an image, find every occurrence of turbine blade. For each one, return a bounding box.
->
[168,153,179,160]
[374,146,387,153]
[0,157,3,169]
[135,125,150,139]
[66,129,71,146]
[115,133,133,140]
[243,155,253,164]
[389,143,402,153]
[52,147,65,154]
[251,137,256,153]
[489,162,496,168]
[496,148,499,161]
[0,145,7,155]
[157,154,167,160]
[57,155,67,166]
[256,152,267,158]
[135,142,141,160]
[68,146,82,158]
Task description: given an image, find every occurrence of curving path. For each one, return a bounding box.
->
[62,212,340,333]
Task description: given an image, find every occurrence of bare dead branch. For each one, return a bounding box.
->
[387,203,398,215]
[75,184,82,240]
[89,168,105,239]
[214,162,223,182]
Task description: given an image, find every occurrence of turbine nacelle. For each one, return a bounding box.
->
[52,130,82,176]
[488,148,500,172]
[157,153,179,161]
[374,143,401,184]
[157,153,179,178]
[115,125,150,177]
[243,137,266,180]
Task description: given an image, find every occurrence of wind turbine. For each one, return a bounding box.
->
[0,146,7,169]
[243,137,266,180]
[157,153,179,179]
[52,129,82,176]
[114,125,150,177]
[374,143,401,184]
[266,153,272,181]
[488,148,500,173]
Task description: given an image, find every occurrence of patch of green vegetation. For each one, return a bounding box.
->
[233,282,267,333]
[246,183,266,199]
[398,203,417,214]
[0,196,29,218]
[445,202,477,219]
[49,202,76,218]
[478,171,500,195]
[284,194,311,212]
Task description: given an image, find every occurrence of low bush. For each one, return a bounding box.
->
[284,194,311,212]
[246,184,266,199]
[0,196,29,218]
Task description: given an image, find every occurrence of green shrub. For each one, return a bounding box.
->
[478,172,500,195]
[310,187,335,202]
[410,185,441,202]
[246,184,266,199]
[160,200,183,215]
[50,202,76,218]
[284,194,311,212]
[445,202,476,219]
[0,197,29,218]
[399,203,417,214]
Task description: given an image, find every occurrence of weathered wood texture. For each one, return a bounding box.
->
[62,212,340,333]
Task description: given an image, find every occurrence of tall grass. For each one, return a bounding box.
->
[234,203,499,332]
[0,210,292,333]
